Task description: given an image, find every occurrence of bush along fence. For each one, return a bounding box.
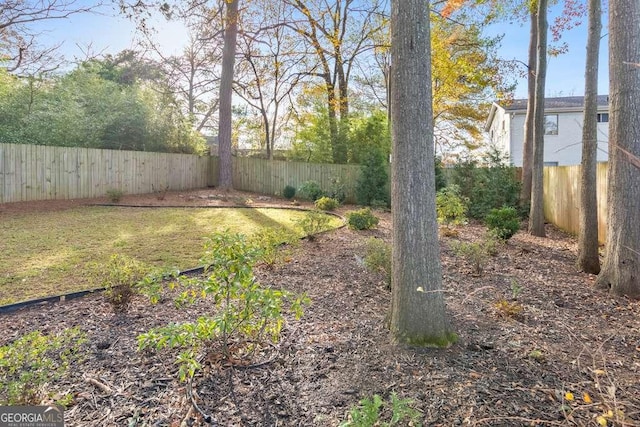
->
[0,143,609,241]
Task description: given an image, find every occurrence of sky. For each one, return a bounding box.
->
[28,2,609,100]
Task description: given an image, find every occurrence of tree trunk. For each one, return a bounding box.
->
[521,11,537,207]
[577,0,602,274]
[595,0,640,298]
[528,0,548,237]
[389,0,455,346]
[336,57,349,164]
[217,0,240,190]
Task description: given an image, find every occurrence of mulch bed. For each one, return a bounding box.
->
[1,189,639,426]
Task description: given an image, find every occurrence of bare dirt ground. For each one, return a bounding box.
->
[1,189,639,426]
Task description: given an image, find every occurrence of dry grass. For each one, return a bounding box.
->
[0,206,341,304]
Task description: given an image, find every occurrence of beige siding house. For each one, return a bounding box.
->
[484,95,610,166]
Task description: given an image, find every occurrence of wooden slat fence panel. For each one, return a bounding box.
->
[543,163,608,243]
[222,157,362,203]
[0,143,211,203]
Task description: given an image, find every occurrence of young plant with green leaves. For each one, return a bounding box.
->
[347,208,379,230]
[93,253,152,313]
[294,210,333,240]
[485,206,521,241]
[0,328,86,405]
[249,227,299,268]
[137,232,309,382]
[436,185,468,232]
[315,196,340,211]
[364,237,392,288]
[340,393,422,427]
[297,180,325,201]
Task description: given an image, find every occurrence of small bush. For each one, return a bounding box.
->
[315,196,339,211]
[450,147,521,219]
[364,238,391,288]
[327,177,347,203]
[95,254,151,313]
[451,241,488,275]
[106,188,124,203]
[340,393,421,427]
[283,185,296,200]
[435,156,447,191]
[0,328,86,405]
[494,299,524,319]
[137,232,309,382]
[370,199,390,210]
[347,208,379,230]
[294,210,332,240]
[436,185,468,229]
[298,180,324,201]
[355,148,389,206]
[249,227,299,268]
[485,206,521,240]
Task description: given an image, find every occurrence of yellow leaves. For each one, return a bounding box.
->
[564,392,575,402]
[596,416,608,426]
[583,392,593,404]
[592,368,606,376]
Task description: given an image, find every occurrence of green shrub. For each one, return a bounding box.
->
[294,210,333,240]
[450,147,521,219]
[106,188,124,203]
[364,238,391,288]
[0,328,86,405]
[283,185,296,200]
[327,177,347,203]
[249,227,299,268]
[94,254,151,313]
[435,156,447,191]
[340,393,421,427]
[355,148,389,206]
[347,208,379,230]
[451,241,489,275]
[138,232,309,382]
[485,206,521,240]
[315,196,339,211]
[436,185,468,229]
[298,180,324,201]
[371,199,390,210]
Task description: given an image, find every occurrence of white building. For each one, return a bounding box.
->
[484,95,609,166]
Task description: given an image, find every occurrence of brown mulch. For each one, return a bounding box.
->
[1,189,639,426]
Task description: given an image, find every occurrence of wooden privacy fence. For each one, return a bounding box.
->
[210,156,363,203]
[1,142,609,243]
[0,143,211,203]
[543,162,608,243]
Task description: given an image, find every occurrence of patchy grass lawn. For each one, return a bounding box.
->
[0,206,341,304]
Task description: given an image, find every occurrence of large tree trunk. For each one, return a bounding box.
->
[577,0,602,274]
[595,0,640,298]
[521,11,537,207]
[217,0,239,190]
[528,0,548,237]
[389,0,455,346]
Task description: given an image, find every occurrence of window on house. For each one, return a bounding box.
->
[544,114,558,135]
[544,161,559,167]
[597,113,609,123]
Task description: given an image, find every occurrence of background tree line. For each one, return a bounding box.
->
[1,0,512,160]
